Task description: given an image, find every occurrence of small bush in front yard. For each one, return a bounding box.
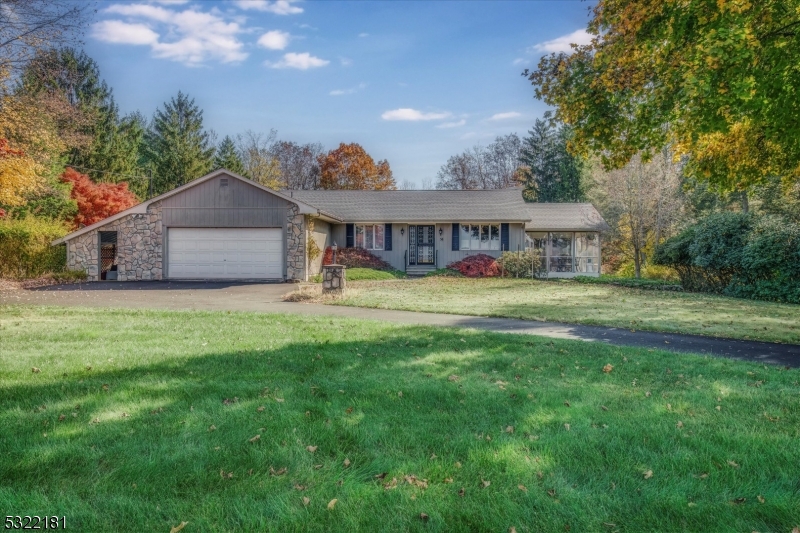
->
[496,250,541,278]
[447,254,501,277]
[0,216,68,279]
[322,246,393,270]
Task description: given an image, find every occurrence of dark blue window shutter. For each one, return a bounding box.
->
[452,223,460,251]
[501,223,510,251]
[385,224,392,251]
[346,224,354,247]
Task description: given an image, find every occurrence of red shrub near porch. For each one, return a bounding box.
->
[447,254,501,277]
[322,246,393,270]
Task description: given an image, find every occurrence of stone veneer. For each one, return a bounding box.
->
[321,265,346,294]
[285,204,306,281]
[67,202,163,281]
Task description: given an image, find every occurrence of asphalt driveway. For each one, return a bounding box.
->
[3,281,799,367]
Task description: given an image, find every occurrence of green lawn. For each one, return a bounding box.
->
[1,306,798,532]
[330,278,800,344]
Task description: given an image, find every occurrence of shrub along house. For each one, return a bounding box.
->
[52,169,608,281]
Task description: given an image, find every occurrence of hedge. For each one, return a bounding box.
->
[0,216,69,279]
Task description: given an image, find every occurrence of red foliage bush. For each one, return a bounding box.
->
[60,168,139,229]
[322,246,393,270]
[447,254,501,277]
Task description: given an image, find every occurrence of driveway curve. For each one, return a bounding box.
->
[3,281,798,368]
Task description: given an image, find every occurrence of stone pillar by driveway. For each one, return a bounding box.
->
[321,265,346,295]
[285,204,306,281]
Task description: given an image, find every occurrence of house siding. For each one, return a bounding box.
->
[309,218,331,274]
[330,222,526,271]
[162,174,289,227]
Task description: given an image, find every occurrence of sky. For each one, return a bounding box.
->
[85,0,595,186]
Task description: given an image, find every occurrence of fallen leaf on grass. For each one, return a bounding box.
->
[257,406,265,412]
[458,487,465,497]
[645,391,652,397]
[58,414,65,421]
[306,446,318,453]
[404,475,429,489]
[302,497,310,506]
[383,477,398,490]
[731,497,746,505]
[375,472,387,480]
[481,479,491,488]
[269,466,287,476]
[727,460,740,468]
[327,499,338,510]
[757,495,765,503]
[343,458,351,467]
[505,426,514,433]
[294,484,306,491]
[455,462,462,469]
[600,405,608,411]
[443,477,453,483]
[222,397,238,405]
[518,484,528,492]
[643,470,653,479]
[676,421,684,429]
[716,406,721,411]
[509,528,517,533]
[547,489,556,498]
[564,423,570,431]
[275,398,285,403]
[419,513,429,522]
[170,522,188,533]
[397,391,403,398]
[345,406,353,414]
[31,367,40,373]
[448,375,460,382]
[602,364,613,373]
[564,401,571,407]
[249,435,261,443]
[208,425,216,432]
[220,470,233,479]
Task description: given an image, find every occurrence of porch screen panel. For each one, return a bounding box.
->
[575,232,600,273]
[549,232,573,272]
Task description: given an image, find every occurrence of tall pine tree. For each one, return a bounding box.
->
[214,135,245,175]
[519,118,584,202]
[143,91,214,195]
[17,48,143,182]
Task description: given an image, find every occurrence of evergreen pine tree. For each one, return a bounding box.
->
[519,117,584,202]
[214,135,245,175]
[143,91,215,195]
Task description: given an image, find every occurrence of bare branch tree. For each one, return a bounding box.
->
[236,130,283,189]
[0,1,94,83]
[435,133,522,189]
[398,179,416,190]
[270,140,323,190]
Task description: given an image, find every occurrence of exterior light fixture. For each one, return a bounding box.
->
[332,241,338,264]
[400,228,405,236]
[439,228,443,236]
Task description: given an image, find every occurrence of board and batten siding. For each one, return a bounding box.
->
[309,219,331,274]
[161,174,290,227]
[330,222,526,271]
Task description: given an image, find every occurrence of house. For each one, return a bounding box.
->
[52,169,608,281]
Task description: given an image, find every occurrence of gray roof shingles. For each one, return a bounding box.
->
[290,188,609,231]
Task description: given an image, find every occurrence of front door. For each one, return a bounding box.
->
[408,225,435,265]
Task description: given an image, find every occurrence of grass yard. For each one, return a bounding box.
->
[1,307,799,533]
[330,278,800,344]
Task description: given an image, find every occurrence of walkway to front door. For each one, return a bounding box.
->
[408,225,435,265]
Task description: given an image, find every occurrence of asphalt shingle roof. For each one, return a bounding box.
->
[289,188,532,222]
[522,203,610,232]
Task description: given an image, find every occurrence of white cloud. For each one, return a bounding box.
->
[267,52,329,69]
[436,119,466,129]
[330,83,366,96]
[91,20,159,45]
[488,112,521,121]
[358,33,369,37]
[381,108,451,121]
[257,30,290,50]
[529,29,592,54]
[512,57,528,66]
[233,0,303,15]
[96,4,247,65]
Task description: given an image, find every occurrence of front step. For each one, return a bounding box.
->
[405,266,437,277]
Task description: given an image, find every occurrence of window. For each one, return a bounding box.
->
[355,224,384,250]
[549,232,573,272]
[460,224,501,251]
[575,232,600,273]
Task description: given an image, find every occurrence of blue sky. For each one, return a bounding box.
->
[86,0,594,186]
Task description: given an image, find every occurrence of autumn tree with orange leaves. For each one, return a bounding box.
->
[318,143,395,190]
[60,167,138,228]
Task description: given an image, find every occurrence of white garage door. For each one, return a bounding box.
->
[168,228,283,279]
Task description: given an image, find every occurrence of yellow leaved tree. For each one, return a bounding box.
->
[0,138,41,206]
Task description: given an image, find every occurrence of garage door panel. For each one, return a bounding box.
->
[168,228,283,279]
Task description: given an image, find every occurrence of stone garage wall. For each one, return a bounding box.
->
[66,202,163,281]
[285,204,306,281]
